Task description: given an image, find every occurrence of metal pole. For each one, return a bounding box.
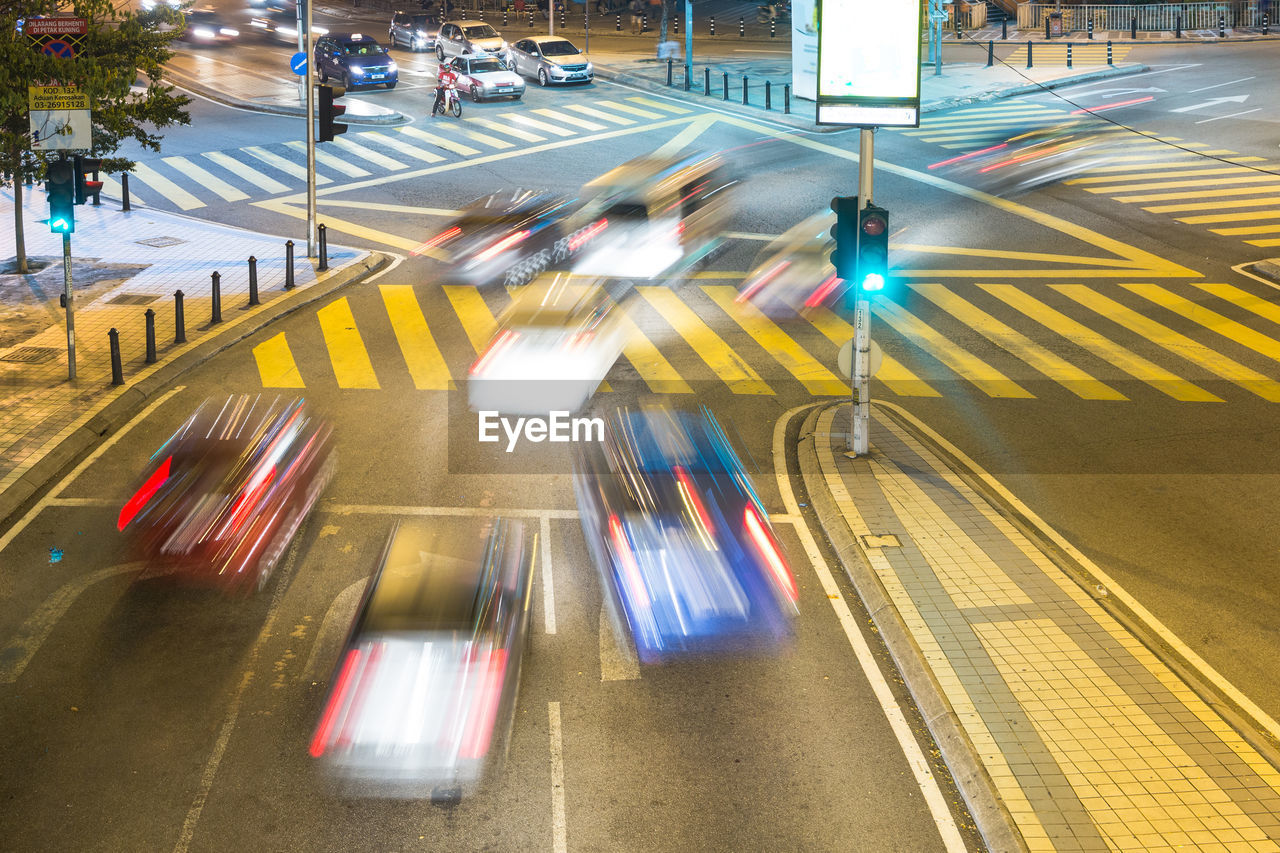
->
[684,0,693,87]
[934,19,942,75]
[667,58,673,85]
[1026,39,1033,68]
[174,290,186,344]
[765,80,771,110]
[62,231,75,380]
[986,39,993,67]
[318,223,329,270]
[1066,41,1072,68]
[723,71,729,100]
[704,66,710,95]
[211,271,222,323]
[742,75,748,104]
[784,83,790,114]
[306,0,317,258]
[285,240,296,289]
[248,255,259,305]
[550,0,555,34]
[109,329,123,385]
[584,0,588,52]
[121,173,131,211]
[145,308,156,364]
[851,127,875,457]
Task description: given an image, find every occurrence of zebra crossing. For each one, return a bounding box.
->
[898,100,1280,248]
[1001,43,1133,66]
[251,278,1280,405]
[97,96,692,212]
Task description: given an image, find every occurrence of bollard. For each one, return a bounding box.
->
[764,80,771,110]
[121,173,131,211]
[704,66,710,95]
[1045,17,1050,39]
[742,75,748,105]
[211,271,222,324]
[684,64,691,91]
[1130,15,1136,39]
[109,328,123,386]
[1219,13,1225,37]
[722,70,729,101]
[248,256,259,306]
[1176,14,1182,37]
[739,16,744,37]
[1026,39,1033,68]
[503,9,508,26]
[1107,40,1113,65]
[1088,19,1093,39]
[144,308,157,364]
[986,39,994,67]
[710,15,715,36]
[770,19,775,37]
[318,223,329,271]
[560,7,565,29]
[1066,42,1072,68]
[174,290,186,344]
[616,14,620,31]
[285,240,295,289]
[478,7,484,19]
[529,11,534,28]
[784,83,790,114]
[642,13,647,32]
[1265,14,1269,35]
[1001,17,1007,39]
[91,165,101,206]
[673,16,678,35]
[667,58,673,86]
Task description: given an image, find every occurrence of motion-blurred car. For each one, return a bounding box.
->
[736,210,844,318]
[388,10,439,51]
[117,396,336,594]
[315,32,398,90]
[574,405,798,664]
[435,20,511,66]
[250,5,328,44]
[176,8,240,44]
[568,152,738,280]
[931,122,1111,195]
[469,273,631,415]
[309,517,536,798]
[416,189,573,286]
[447,53,525,102]
[509,36,593,87]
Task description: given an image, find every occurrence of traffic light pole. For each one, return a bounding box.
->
[305,0,317,258]
[851,127,875,456]
[62,232,75,380]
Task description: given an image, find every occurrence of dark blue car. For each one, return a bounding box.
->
[315,32,398,90]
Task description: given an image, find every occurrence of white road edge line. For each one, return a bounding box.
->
[0,385,186,552]
[363,250,405,283]
[773,404,967,853]
[549,701,568,853]
[1189,76,1255,93]
[541,514,557,635]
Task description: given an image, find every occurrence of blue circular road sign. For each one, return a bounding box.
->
[290,51,308,76]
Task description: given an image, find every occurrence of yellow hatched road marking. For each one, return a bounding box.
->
[380,285,452,390]
[626,96,691,114]
[1194,283,1280,327]
[1123,283,1280,365]
[1053,285,1280,402]
[1089,174,1280,194]
[1067,166,1267,185]
[464,116,545,142]
[357,131,446,163]
[806,308,941,397]
[129,162,204,210]
[284,141,370,178]
[907,106,1057,128]
[1211,224,1280,236]
[443,285,498,354]
[1116,184,1280,203]
[532,108,604,131]
[872,299,1033,398]
[397,125,480,156]
[317,298,380,389]
[253,333,304,388]
[977,284,1219,402]
[612,310,692,394]
[1247,238,1280,247]
[1178,208,1280,224]
[202,151,290,194]
[500,112,576,136]
[702,286,848,396]
[907,112,1065,132]
[162,155,249,202]
[454,126,515,149]
[595,99,664,119]
[330,137,408,170]
[1075,159,1233,175]
[242,146,331,184]
[1145,196,1280,213]
[912,284,1124,401]
[637,287,772,395]
[563,103,635,125]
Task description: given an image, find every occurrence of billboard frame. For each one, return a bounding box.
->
[815,0,923,128]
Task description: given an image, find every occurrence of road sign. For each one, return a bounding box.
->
[290,51,308,76]
[29,86,91,151]
[26,17,87,35]
[42,38,75,58]
[838,338,882,379]
[817,0,923,127]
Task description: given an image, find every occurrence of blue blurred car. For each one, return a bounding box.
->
[573,405,798,664]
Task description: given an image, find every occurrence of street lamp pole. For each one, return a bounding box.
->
[851,127,874,456]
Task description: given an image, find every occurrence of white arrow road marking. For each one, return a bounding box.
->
[1170,94,1250,113]
[1196,109,1262,124]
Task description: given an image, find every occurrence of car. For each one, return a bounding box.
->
[117,395,336,595]
[309,516,536,798]
[388,10,439,51]
[736,210,845,318]
[933,121,1111,195]
[176,8,240,44]
[509,36,593,87]
[573,404,799,664]
[435,19,511,66]
[249,4,329,44]
[446,53,525,102]
[468,273,632,415]
[314,32,398,90]
[417,189,574,286]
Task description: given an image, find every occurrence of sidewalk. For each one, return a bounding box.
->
[800,402,1280,852]
[0,189,387,527]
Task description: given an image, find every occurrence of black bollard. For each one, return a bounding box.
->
[1265,15,1269,36]
[1026,40,1033,68]
[673,16,678,35]
[1088,19,1093,39]
[174,290,186,344]
[504,9,508,26]
[742,75,748,105]
[248,256,259,306]
[560,7,565,29]
[1219,13,1225,37]
[770,18,775,37]
[144,308,156,364]
[764,80,771,110]
[1001,17,1007,39]
[642,13,647,32]
[784,83,790,114]
[121,173,131,211]
[529,11,534,28]
[1107,40,1113,65]
[1130,15,1136,39]
[1176,14,1182,37]
[211,271,222,324]
[739,16,744,37]
[1045,17,1050,39]
[986,39,994,67]
[710,15,715,36]
[616,14,620,31]
[1067,42,1072,68]
[109,328,123,385]
[318,223,329,271]
[91,165,101,206]
[667,58,673,85]
[704,67,710,95]
[285,240,295,289]
[723,71,729,101]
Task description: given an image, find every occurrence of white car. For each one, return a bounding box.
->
[468,274,631,415]
[435,20,511,66]
[447,54,525,102]
[509,36,593,87]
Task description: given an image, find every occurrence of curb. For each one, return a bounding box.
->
[795,403,1030,853]
[165,68,410,126]
[922,62,1149,112]
[1244,259,1280,284]
[0,250,392,531]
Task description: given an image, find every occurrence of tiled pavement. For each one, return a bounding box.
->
[803,402,1280,852]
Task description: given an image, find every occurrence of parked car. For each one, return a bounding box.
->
[509,36,592,87]
[315,32,398,90]
[388,10,439,51]
[435,20,511,67]
[447,54,525,102]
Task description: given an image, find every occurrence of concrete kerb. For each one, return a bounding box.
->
[0,250,392,531]
[164,67,411,126]
[795,403,1029,853]
[923,62,1150,112]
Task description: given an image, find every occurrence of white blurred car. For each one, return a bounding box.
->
[447,54,525,102]
[468,274,631,415]
[736,210,845,318]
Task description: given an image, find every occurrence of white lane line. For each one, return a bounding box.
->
[0,386,185,553]
[172,520,307,853]
[301,578,368,682]
[45,497,117,507]
[1189,76,1256,93]
[548,701,567,853]
[1195,108,1262,124]
[773,404,967,853]
[599,607,640,681]
[326,504,579,519]
[541,514,556,635]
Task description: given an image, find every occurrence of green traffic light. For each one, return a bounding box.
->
[861,273,885,292]
[49,217,72,233]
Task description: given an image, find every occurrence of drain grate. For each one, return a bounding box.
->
[0,347,60,364]
[106,293,161,306]
[135,236,186,248]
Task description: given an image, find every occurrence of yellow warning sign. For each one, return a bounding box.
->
[28,86,89,111]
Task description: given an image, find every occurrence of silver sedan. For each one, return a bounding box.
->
[509,36,593,87]
[449,55,525,102]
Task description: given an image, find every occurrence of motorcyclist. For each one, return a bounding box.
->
[432,59,460,116]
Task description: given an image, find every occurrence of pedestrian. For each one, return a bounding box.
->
[629,0,643,34]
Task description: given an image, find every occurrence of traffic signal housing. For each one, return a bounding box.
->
[73,156,104,205]
[46,159,75,234]
[318,84,348,143]
[829,195,858,283]
[856,203,890,293]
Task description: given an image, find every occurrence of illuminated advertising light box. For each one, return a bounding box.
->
[816,0,922,127]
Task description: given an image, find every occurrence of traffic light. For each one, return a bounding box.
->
[46,159,75,234]
[856,203,890,293]
[829,195,858,283]
[73,156,104,205]
[318,84,348,143]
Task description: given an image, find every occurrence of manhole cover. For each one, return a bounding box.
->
[106,293,161,306]
[0,346,60,364]
[135,236,186,248]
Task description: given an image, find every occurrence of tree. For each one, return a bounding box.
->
[2,0,192,273]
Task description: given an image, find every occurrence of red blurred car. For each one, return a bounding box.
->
[118,395,336,594]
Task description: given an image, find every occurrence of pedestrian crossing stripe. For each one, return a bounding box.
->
[130,162,204,210]
[317,297,380,389]
[1088,174,1280,194]
[595,100,664,120]
[243,146,333,184]
[453,125,515,150]
[533,107,604,131]
[203,151,290,194]
[1143,196,1280,214]
[355,131,446,163]
[442,285,498,354]
[380,284,453,390]
[638,287,772,395]
[1068,166,1278,185]
[253,333,305,388]
[330,137,409,171]
[1178,209,1280,225]
[805,308,940,397]
[501,112,575,136]
[285,140,370,178]
[627,96,692,114]
[1123,284,1280,367]
[465,116,545,142]
[1212,224,1280,236]
[162,155,249,202]
[397,125,481,157]
[1195,283,1280,328]
[564,104,635,125]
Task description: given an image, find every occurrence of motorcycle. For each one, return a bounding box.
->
[432,82,462,118]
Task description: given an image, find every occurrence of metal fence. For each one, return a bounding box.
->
[949,3,988,28]
[1017,2,1266,31]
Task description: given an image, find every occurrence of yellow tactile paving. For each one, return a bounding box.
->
[805,307,941,397]
[1123,284,1280,365]
[252,333,304,388]
[702,286,848,396]
[379,285,452,390]
[441,285,499,355]
[316,297,380,389]
[637,287,772,395]
[911,284,1125,401]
